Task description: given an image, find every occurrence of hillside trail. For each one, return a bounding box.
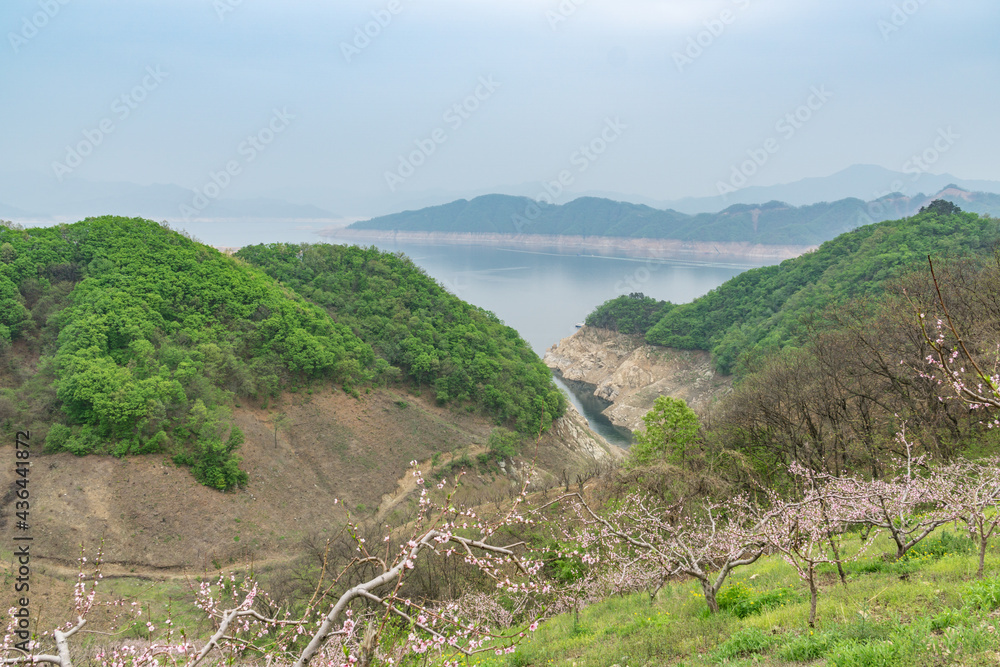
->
[33,550,299,584]
[373,446,489,523]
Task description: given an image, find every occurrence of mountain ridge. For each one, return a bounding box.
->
[346,186,1000,247]
[6,165,1000,224]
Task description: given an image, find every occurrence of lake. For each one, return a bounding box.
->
[176,221,769,446]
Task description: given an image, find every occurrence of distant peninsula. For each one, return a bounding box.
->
[328,188,1000,255]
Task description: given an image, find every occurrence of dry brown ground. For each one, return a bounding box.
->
[0,384,614,612]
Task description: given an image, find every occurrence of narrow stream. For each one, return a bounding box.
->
[552,375,634,449]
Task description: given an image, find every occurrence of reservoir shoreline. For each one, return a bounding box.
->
[321,228,814,262]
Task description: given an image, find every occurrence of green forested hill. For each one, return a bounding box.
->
[587,202,1000,374]
[349,195,871,245]
[235,242,565,434]
[0,217,563,489]
[347,192,1000,246]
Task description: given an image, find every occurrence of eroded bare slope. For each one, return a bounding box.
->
[544,326,731,431]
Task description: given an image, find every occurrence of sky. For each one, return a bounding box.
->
[1,0,998,217]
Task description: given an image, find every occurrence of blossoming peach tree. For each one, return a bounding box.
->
[2,465,556,667]
[548,491,770,615]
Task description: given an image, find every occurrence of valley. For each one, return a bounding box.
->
[5,203,1000,666]
[8,4,1000,664]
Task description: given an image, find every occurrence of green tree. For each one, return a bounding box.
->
[486,427,521,460]
[631,396,700,466]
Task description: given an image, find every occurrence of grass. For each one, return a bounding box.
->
[14,527,1000,667]
[435,529,1000,667]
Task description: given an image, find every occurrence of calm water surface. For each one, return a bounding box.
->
[178,222,769,446]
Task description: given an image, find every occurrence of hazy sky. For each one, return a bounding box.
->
[2,0,997,216]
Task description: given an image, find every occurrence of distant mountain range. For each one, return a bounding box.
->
[347,186,1000,246]
[0,171,340,223]
[336,164,1000,218]
[3,164,1000,231]
[635,164,1000,214]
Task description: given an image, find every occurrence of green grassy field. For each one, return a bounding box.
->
[14,527,1000,666]
[449,529,1000,667]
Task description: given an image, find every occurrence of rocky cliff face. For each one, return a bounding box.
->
[544,327,731,432]
[546,402,623,461]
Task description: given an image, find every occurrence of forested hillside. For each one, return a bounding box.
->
[0,217,564,489]
[588,201,1000,374]
[585,202,1000,477]
[350,195,870,245]
[235,242,565,434]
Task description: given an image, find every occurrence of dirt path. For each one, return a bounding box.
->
[374,445,489,522]
[33,551,302,583]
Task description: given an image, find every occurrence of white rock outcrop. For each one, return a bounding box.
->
[544,327,731,432]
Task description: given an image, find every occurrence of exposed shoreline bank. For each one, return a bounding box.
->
[320,228,815,261]
[544,327,732,432]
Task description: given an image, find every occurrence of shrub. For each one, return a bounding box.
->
[630,396,700,465]
[64,425,101,456]
[717,580,797,618]
[827,639,899,667]
[431,453,474,480]
[712,626,775,661]
[779,631,841,662]
[963,576,1000,611]
[134,430,170,455]
[900,530,972,561]
[43,423,72,452]
[487,427,521,460]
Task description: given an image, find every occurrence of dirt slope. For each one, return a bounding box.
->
[0,386,617,575]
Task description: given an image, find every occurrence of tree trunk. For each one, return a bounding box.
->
[828,534,847,587]
[894,537,907,560]
[979,538,988,580]
[808,570,818,628]
[648,576,666,605]
[701,579,719,614]
[817,494,847,587]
